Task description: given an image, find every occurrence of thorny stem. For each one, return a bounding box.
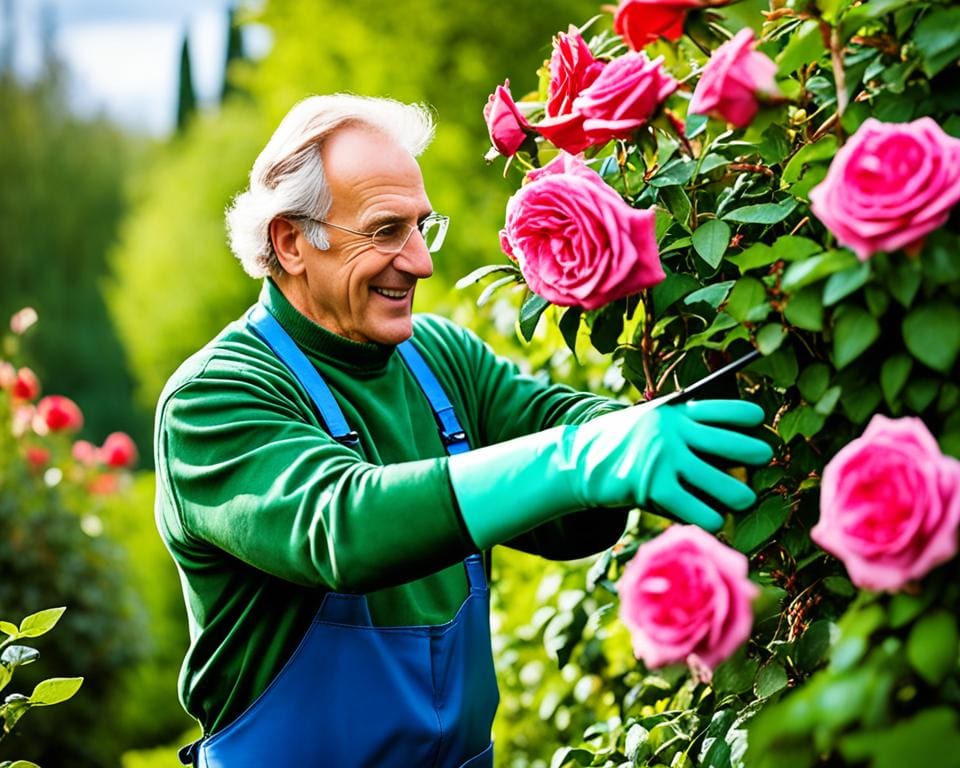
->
[640,290,657,400]
[825,22,848,116]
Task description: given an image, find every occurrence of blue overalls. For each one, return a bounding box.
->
[179,305,500,767]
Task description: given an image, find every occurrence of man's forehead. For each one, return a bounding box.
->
[322,126,430,220]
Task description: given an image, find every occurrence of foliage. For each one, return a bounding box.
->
[473,1,960,766]
[0,317,148,767]
[0,68,150,451]
[0,607,82,768]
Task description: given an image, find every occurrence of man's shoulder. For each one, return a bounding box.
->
[157,312,281,410]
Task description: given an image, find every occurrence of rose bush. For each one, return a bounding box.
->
[467,0,960,765]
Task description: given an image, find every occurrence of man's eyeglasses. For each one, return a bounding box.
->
[303,212,449,254]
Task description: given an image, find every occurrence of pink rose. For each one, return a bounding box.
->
[689,29,779,129]
[72,439,100,466]
[809,117,960,260]
[572,53,678,146]
[500,154,664,310]
[9,307,38,335]
[812,415,960,592]
[36,395,84,433]
[613,0,712,50]
[619,525,758,673]
[483,80,533,157]
[100,431,138,469]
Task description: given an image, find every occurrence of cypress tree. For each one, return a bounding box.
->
[221,6,245,102]
[175,30,196,133]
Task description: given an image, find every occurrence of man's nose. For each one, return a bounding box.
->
[394,232,434,279]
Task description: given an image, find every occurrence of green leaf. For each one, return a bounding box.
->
[685,281,736,309]
[779,406,826,442]
[518,293,550,342]
[685,313,739,349]
[29,677,83,706]
[815,385,842,416]
[475,274,517,307]
[773,236,823,262]
[747,345,799,387]
[782,136,838,187]
[755,662,789,698]
[454,263,520,289]
[865,285,890,317]
[823,262,870,306]
[784,286,824,331]
[734,496,790,553]
[559,307,581,355]
[1,646,39,670]
[17,608,66,639]
[840,380,883,424]
[823,576,856,597]
[0,622,18,638]
[832,305,880,369]
[782,250,859,292]
[649,157,696,187]
[652,272,701,315]
[840,0,916,38]
[625,723,652,763]
[686,112,708,140]
[698,154,728,176]
[723,198,798,225]
[777,20,826,74]
[1,761,42,768]
[798,363,831,402]
[889,591,934,629]
[795,620,835,672]
[725,277,767,322]
[880,354,912,406]
[907,611,959,686]
[727,243,774,273]
[902,302,960,373]
[757,324,786,355]
[551,747,595,768]
[884,259,921,307]
[0,664,10,693]
[692,219,732,269]
[713,651,759,695]
[904,378,940,413]
[660,186,693,231]
[839,709,960,768]
[590,304,624,354]
[914,7,960,77]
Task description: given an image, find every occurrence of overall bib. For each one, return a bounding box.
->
[180,305,500,767]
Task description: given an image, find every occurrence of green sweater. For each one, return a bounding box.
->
[156,280,626,733]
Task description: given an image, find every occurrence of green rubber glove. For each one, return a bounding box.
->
[448,399,773,550]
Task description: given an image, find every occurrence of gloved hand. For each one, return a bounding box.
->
[448,399,773,550]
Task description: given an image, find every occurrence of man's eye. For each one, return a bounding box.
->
[375,224,404,239]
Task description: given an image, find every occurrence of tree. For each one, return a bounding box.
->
[175,31,196,133]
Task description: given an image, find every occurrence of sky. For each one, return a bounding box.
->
[4,0,270,136]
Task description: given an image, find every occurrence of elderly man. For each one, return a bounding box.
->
[157,94,772,768]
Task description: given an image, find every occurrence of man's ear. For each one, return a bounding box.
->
[269,217,307,276]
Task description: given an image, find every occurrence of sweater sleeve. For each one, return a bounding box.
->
[411,316,630,559]
[158,362,475,595]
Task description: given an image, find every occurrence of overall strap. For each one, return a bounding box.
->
[397,341,470,455]
[247,304,360,448]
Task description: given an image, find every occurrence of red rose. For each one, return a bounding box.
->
[36,395,84,433]
[11,367,41,402]
[100,432,138,469]
[26,446,51,469]
[613,0,712,50]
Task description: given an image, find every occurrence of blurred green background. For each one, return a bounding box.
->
[0,0,605,765]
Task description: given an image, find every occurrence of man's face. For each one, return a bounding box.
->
[295,126,435,346]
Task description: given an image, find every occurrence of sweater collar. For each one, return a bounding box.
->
[259,279,396,373]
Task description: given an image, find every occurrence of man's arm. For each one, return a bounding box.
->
[158,367,475,594]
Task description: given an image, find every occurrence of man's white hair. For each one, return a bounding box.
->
[226,94,436,278]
